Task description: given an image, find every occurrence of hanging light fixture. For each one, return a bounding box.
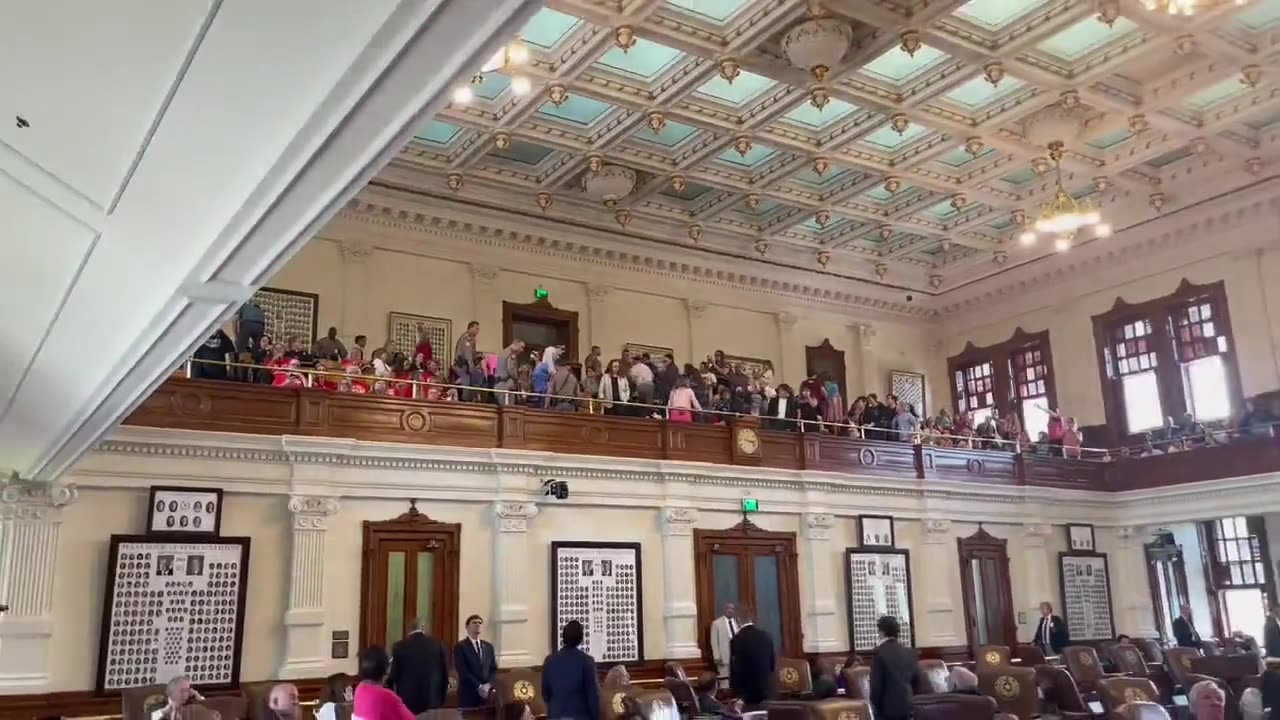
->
[452,37,532,104]
[1018,142,1110,252]
[1140,0,1248,15]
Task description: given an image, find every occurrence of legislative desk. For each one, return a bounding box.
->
[125,379,1280,492]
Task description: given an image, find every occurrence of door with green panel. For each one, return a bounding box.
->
[360,503,461,650]
[695,521,802,658]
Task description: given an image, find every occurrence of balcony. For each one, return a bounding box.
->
[123,379,1280,491]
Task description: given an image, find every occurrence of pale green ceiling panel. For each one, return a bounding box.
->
[793,168,856,187]
[1146,146,1195,168]
[696,70,777,106]
[473,72,511,100]
[536,94,614,125]
[734,198,780,216]
[595,38,686,80]
[925,199,958,219]
[862,184,915,202]
[1087,128,1133,150]
[943,74,1026,108]
[487,139,556,166]
[633,119,700,147]
[658,180,716,201]
[1001,167,1037,185]
[783,97,860,129]
[987,216,1014,230]
[1245,107,1280,130]
[859,45,947,84]
[802,216,846,232]
[416,120,463,145]
[936,145,996,167]
[1235,0,1280,30]
[1184,77,1250,111]
[1037,16,1138,61]
[520,8,582,49]
[667,0,752,23]
[859,122,930,150]
[717,142,777,167]
[953,0,1041,28]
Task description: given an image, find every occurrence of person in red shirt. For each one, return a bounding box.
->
[413,326,434,366]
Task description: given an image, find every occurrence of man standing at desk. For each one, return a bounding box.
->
[454,614,498,708]
[728,609,775,709]
[1032,601,1069,655]
[1174,605,1203,648]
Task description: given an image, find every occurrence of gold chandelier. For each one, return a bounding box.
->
[1018,142,1110,252]
[1140,0,1247,15]
[452,37,531,104]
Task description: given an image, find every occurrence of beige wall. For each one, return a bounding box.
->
[933,246,1280,425]
[262,232,938,410]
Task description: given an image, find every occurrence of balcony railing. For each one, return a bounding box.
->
[122,378,1280,491]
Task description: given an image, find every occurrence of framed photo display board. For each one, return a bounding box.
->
[550,542,644,663]
[844,549,915,651]
[1058,552,1115,641]
[96,535,251,693]
[148,486,223,536]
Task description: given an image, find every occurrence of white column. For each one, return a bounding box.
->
[685,300,708,361]
[587,284,610,352]
[1115,526,1159,637]
[856,323,878,393]
[469,264,501,344]
[776,312,798,385]
[337,240,374,339]
[918,519,962,646]
[662,507,700,658]
[1020,523,1054,638]
[0,482,77,691]
[493,501,538,667]
[279,495,341,678]
[802,512,839,652]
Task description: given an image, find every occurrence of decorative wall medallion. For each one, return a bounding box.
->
[745,193,761,210]
[809,86,830,110]
[1174,34,1196,55]
[889,113,910,135]
[1060,90,1080,109]
[1191,137,1209,154]
[614,208,631,228]
[719,57,741,83]
[874,262,888,279]
[536,192,553,213]
[493,131,511,150]
[403,411,429,432]
[1149,192,1166,212]
[814,209,831,227]
[877,225,894,241]
[547,84,569,107]
[1093,176,1112,192]
[753,239,769,256]
[983,60,1005,86]
[1096,0,1120,27]
[670,175,686,192]
[646,111,666,134]
[688,223,703,242]
[883,176,901,194]
[1241,64,1262,89]
[446,173,464,192]
[928,274,943,290]
[1246,157,1264,175]
[1031,157,1051,175]
[994,675,1020,700]
[950,193,968,211]
[812,156,830,175]
[614,26,636,52]
[964,137,984,156]
[817,250,831,268]
[586,154,604,174]
[1011,209,1026,226]
[733,136,753,157]
[1128,114,1149,134]
[993,250,1008,265]
[899,30,922,57]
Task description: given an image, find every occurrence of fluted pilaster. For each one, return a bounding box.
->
[279,495,340,678]
[662,507,700,658]
[493,501,538,665]
[802,512,839,651]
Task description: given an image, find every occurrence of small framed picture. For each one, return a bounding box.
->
[147,486,223,536]
[1067,524,1095,552]
[859,515,895,549]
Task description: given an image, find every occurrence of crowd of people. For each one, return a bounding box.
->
[189,306,1277,461]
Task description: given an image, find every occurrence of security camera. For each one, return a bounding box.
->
[541,479,569,500]
[0,604,8,613]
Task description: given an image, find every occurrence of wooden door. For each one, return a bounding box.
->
[694,520,802,658]
[957,528,1016,651]
[805,338,848,404]
[1145,532,1189,643]
[503,298,580,362]
[361,502,461,650]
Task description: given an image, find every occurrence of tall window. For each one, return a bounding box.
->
[948,330,1057,439]
[1092,280,1242,442]
[1202,516,1273,641]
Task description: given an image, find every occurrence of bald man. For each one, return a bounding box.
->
[269,683,300,720]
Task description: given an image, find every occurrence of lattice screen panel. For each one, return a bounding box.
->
[387,312,452,359]
[251,287,317,344]
[890,370,926,415]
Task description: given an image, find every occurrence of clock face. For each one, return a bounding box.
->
[737,428,760,455]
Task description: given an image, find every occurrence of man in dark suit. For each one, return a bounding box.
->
[387,617,450,714]
[454,614,498,707]
[1032,601,1069,655]
[542,620,600,720]
[1173,605,1203,648]
[728,610,776,708]
[870,615,918,720]
[1265,605,1280,659]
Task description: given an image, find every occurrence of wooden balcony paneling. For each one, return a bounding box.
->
[120,380,1280,492]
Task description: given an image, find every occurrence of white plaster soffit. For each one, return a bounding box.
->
[74,427,1280,528]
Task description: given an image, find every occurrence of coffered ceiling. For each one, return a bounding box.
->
[395,0,1280,292]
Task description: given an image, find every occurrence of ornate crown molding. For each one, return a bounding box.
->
[663,507,699,536]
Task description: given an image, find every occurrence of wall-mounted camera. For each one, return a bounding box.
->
[0,604,9,614]
[542,479,569,500]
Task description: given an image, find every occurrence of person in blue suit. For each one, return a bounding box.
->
[541,620,600,720]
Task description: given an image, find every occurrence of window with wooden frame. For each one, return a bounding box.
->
[1092,279,1243,444]
[1199,516,1274,642]
[947,328,1058,438]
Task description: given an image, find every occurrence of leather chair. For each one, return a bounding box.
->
[977,645,1012,673]
[661,674,698,716]
[916,658,950,694]
[776,658,814,696]
[1111,701,1171,719]
[600,666,631,720]
[663,661,688,681]
[842,666,871,701]
[1014,645,1048,667]
[628,687,678,720]
[913,693,1004,720]
[1162,647,1202,691]
[1134,639,1164,666]
[1106,644,1171,703]
[122,684,167,720]
[978,665,1037,719]
[807,698,873,720]
[813,656,845,680]
[1064,645,1121,694]
[1096,677,1161,714]
[201,696,248,720]
[1199,640,1222,657]
[1035,664,1103,719]
[761,700,808,720]
[242,682,275,720]
[495,668,547,718]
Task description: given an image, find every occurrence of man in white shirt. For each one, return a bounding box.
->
[710,602,739,686]
[151,675,200,720]
[629,357,655,404]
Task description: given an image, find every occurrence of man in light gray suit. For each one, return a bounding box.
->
[709,601,739,687]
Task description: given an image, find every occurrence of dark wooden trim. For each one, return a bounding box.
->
[946,327,1057,433]
[359,502,461,652]
[502,298,580,363]
[843,548,916,652]
[95,535,252,695]
[1057,551,1117,641]
[548,541,646,664]
[804,338,848,405]
[1090,278,1243,446]
[693,520,803,659]
[1145,532,1189,644]
[957,528,1016,653]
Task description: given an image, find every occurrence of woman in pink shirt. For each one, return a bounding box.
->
[1062,417,1083,459]
[353,646,415,720]
[667,375,702,423]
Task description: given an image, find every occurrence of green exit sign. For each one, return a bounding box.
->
[534,287,549,299]
[742,498,759,513]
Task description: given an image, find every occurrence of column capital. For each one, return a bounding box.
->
[0,481,78,522]
[685,299,708,319]
[338,239,375,264]
[855,323,877,349]
[469,263,501,284]
[777,311,798,329]
[923,518,951,535]
[804,512,834,540]
[495,501,538,532]
[587,284,611,302]
[663,507,699,536]
[287,495,340,530]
